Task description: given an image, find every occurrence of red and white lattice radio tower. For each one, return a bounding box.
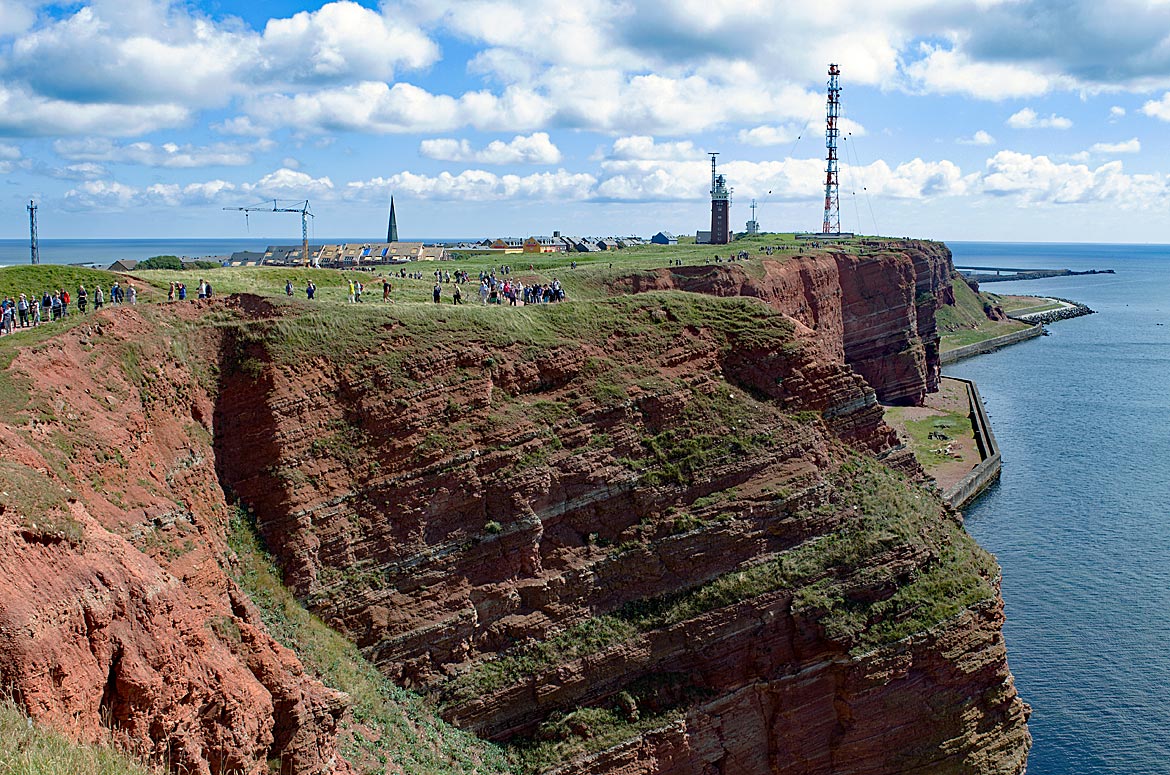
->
[822,63,841,235]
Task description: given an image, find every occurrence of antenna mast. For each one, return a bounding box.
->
[822,63,841,235]
[28,200,40,265]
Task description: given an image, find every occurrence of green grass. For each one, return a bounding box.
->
[938,276,1032,351]
[506,705,684,773]
[986,293,1060,314]
[883,406,976,471]
[226,508,514,775]
[0,265,129,301]
[622,457,997,649]
[0,697,155,775]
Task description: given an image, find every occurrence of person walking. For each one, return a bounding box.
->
[306,281,316,300]
[77,285,88,314]
[452,285,462,305]
[433,282,442,303]
[127,284,137,305]
[94,285,104,310]
[16,294,28,327]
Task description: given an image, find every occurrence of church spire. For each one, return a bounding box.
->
[387,196,398,243]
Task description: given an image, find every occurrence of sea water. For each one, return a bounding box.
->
[945,242,1170,775]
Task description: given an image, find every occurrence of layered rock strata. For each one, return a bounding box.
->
[616,240,954,406]
[0,302,347,775]
[210,288,1029,773]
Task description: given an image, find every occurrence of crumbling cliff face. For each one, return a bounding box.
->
[0,302,348,775]
[617,240,954,406]
[0,240,1028,775]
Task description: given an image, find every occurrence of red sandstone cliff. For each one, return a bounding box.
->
[615,240,954,406]
[0,303,347,775]
[0,240,1028,775]
[209,289,1028,773]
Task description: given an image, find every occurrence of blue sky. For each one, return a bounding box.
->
[3,0,1170,243]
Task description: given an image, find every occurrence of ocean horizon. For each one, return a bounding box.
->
[0,237,487,267]
[3,236,1170,270]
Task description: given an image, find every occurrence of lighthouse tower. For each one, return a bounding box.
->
[709,153,730,245]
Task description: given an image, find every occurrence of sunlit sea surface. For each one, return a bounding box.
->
[945,242,1170,775]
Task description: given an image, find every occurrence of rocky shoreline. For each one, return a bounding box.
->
[1009,297,1095,325]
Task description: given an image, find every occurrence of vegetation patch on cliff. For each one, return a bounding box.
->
[938,276,1031,350]
[227,507,514,775]
[0,697,153,775]
[438,456,997,716]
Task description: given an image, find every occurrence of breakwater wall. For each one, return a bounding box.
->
[940,325,1043,365]
[942,377,1001,509]
[1010,298,1095,325]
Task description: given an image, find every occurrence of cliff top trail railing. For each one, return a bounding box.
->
[941,376,1000,509]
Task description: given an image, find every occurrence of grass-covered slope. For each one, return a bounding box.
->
[0,699,154,775]
[227,509,515,775]
[937,276,1031,350]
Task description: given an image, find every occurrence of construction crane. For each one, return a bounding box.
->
[224,199,315,266]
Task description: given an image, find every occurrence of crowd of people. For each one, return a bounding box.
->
[2,261,579,337]
[0,281,138,336]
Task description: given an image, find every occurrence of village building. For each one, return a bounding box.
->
[523,236,565,253]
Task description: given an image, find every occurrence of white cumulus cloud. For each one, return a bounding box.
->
[1006,108,1072,129]
[958,130,996,145]
[608,136,700,161]
[345,169,597,202]
[418,133,562,164]
[1141,92,1170,121]
[738,125,802,147]
[1090,138,1140,154]
[53,138,269,167]
[980,150,1164,205]
[904,45,1055,100]
[0,84,190,137]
